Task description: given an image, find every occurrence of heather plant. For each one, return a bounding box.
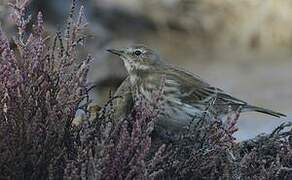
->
[149,111,292,179]
[238,122,292,179]
[0,0,90,179]
[151,110,241,179]
[64,87,167,180]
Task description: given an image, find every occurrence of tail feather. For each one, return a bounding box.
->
[244,105,286,118]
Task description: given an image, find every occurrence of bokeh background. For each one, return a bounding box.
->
[0,0,291,140]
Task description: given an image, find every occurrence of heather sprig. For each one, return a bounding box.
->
[102,100,158,180]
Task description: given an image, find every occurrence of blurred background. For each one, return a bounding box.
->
[0,0,291,140]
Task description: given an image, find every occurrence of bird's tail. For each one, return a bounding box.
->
[244,105,286,118]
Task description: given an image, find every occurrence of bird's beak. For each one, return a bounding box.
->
[107,49,124,56]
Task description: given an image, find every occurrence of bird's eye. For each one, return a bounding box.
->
[134,50,142,56]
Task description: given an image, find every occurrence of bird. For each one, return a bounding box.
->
[107,45,286,133]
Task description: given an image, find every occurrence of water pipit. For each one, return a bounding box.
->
[107,45,286,132]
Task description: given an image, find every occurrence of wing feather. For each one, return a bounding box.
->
[161,66,247,107]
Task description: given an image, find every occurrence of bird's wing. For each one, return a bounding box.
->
[112,76,134,120]
[163,66,247,106]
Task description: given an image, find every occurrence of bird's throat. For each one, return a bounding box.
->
[129,73,138,85]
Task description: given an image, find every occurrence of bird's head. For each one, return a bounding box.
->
[107,45,163,73]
